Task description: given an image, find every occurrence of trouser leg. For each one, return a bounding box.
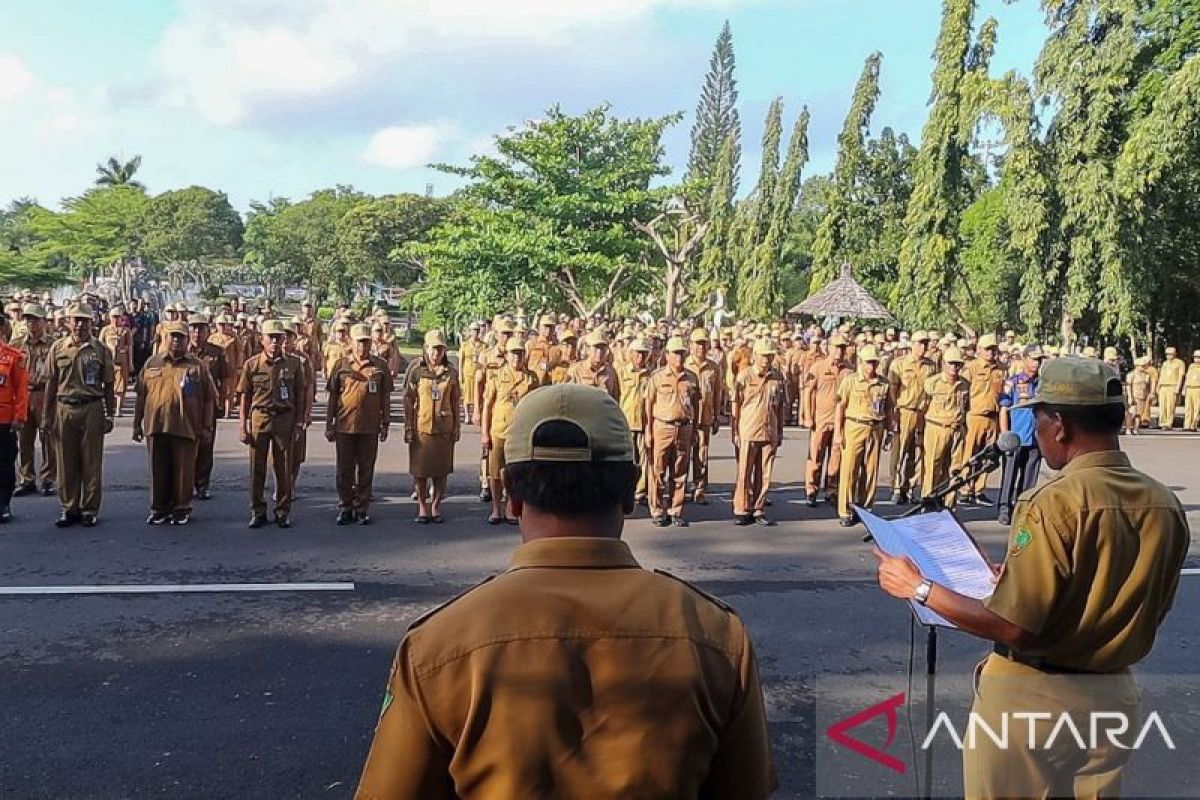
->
[249,431,270,516]
[1158,389,1176,429]
[805,426,829,496]
[76,403,105,517]
[194,432,215,492]
[838,422,870,520]
[0,425,16,508]
[149,434,171,515]
[891,408,921,492]
[1184,389,1200,430]
[668,426,693,518]
[271,427,293,516]
[55,404,82,516]
[690,426,710,498]
[733,439,754,516]
[753,442,776,514]
[335,434,355,510]
[631,431,648,500]
[355,434,379,514]
[648,422,674,518]
[963,415,998,494]
[172,436,197,515]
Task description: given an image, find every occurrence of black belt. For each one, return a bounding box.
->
[992,644,1098,675]
[925,418,957,429]
[847,417,882,426]
[655,419,693,427]
[57,396,101,407]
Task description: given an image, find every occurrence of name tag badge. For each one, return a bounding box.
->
[430,386,441,401]
[0,373,7,387]
[84,361,100,386]
[368,379,378,394]
[279,384,290,402]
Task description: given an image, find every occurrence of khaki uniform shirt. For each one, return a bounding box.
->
[922,373,968,428]
[482,365,540,438]
[618,362,651,432]
[565,360,619,401]
[734,367,786,443]
[405,363,461,437]
[356,537,776,800]
[888,354,935,411]
[805,356,851,429]
[526,338,561,385]
[964,358,1006,417]
[98,324,133,373]
[239,330,261,362]
[188,342,230,401]
[1158,357,1185,392]
[372,340,404,378]
[1127,367,1154,401]
[323,341,348,380]
[986,451,1189,672]
[47,337,115,401]
[647,365,701,423]
[837,372,890,423]
[13,333,54,390]
[237,353,308,432]
[135,353,216,440]
[329,354,393,435]
[686,355,725,426]
[547,348,576,385]
[458,338,480,389]
[209,331,243,375]
[1186,363,1200,389]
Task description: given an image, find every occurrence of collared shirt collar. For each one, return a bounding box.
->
[508,537,640,571]
[1061,449,1131,475]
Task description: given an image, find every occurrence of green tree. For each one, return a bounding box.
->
[335,193,447,292]
[810,52,883,288]
[418,105,676,320]
[94,155,145,189]
[140,186,244,292]
[686,21,741,198]
[694,134,739,308]
[734,97,783,315]
[0,199,68,288]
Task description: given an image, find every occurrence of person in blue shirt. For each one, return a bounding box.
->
[997,344,1046,525]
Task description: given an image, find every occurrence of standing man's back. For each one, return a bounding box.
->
[357,385,775,800]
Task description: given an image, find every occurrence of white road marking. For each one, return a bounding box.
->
[0,582,356,596]
[1181,569,1200,576]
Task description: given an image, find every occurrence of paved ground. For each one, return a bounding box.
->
[1,414,1198,799]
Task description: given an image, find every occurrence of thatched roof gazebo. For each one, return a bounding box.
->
[788,262,896,322]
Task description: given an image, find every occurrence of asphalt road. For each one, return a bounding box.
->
[1,415,1198,799]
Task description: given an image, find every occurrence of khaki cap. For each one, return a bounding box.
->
[829,335,848,348]
[911,330,931,343]
[333,319,351,332]
[629,337,651,353]
[504,384,633,465]
[753,339,777,356]
[280,319,297,334]
[21,303,46,319]
[68,303,94,320]
[109,305,126,316]
[162,321,188,337]
[1082,346,1097,358]
[424,329,447,348]
[665,336,688,353]
[261,319,286,336]
[538,314,557,328]
[858,345,881,363]
[350,324,372,341]
[584,331,607,347]
[495,319,515,334]
[689,328,710,344]
[1166,346,1177,355]
[216,314,234,324]
[560,329,578,342]
[1103,347,1119,360]
[978,334,998,349]
[1135,355,1151,366]
[1021,344,1045,359]
[187,314,210,327]
[943,346,965,364]
[505,337,526,353]
[1193,350,1200,358]
[1015,357,1124,409]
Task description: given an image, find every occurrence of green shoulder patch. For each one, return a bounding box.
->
[379,689,393,719]
[1009,529,1033,557]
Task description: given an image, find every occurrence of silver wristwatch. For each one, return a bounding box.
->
[914,579,934,606]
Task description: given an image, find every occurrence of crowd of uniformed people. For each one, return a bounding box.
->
[0,291,1197,532]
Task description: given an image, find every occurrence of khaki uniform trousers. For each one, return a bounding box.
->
[1130,396,1151,430]
[1157,388,1179,429]
[806,423,842,499]
[249,415,295,517]
[194,428,216,492]
[689,425,712,500]
[733,441,777,516]
[291,426,307,490]
[148,433,198,515]
[889,407,923,493]
[837,419,883,520]
[961,414,998,495]
[1184,387,1200,430]
[649,420,693,518]
[113,366,129,409]
[335,433,379,513]
[632,431,649,501]
[19,389,55,486]
[921,421,961,507]
[965,654,1138,799]
[1139,396,1153,425]
[54,400,105,517]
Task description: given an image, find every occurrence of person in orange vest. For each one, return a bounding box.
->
[0,316,29,522]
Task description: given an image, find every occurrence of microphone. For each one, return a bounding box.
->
[966,431,1021,468]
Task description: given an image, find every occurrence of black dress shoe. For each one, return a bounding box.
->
[13,483,36,497]
[479,488,492,503]
[997,509,1011,526]
[55,513,76,528]
[734,515,754,526]
[248,514,267,529]
[806,496,818,508]
[171,513,191,526]
[41,482,55,496]
[975,493,994,506]
[693,495,709,506]
[671,517,690,528]
[755,516,776,527]
[275,515,291,529]
[0,506,11,523]
[146,513,170,525]
[653,515,670,528]
[891,491,910,505]
[358,514,371,526]
[336,510,354,526]
[196,488,212,501]
[80,515,97,528]
[839,516,856,527]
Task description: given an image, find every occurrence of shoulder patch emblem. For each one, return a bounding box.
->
[1010,529,1033,557]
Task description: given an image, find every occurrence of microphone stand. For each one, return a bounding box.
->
[868,450,1005,799]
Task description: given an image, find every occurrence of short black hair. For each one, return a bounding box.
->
[1040,402,1125,435]
[505,420,637,516]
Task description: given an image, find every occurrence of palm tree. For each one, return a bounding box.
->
[95,155,144,189]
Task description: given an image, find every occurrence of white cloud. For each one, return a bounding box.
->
[153,0,738,126]
[0,53,36,105]
[362,123,453,169]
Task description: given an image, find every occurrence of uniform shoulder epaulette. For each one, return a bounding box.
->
[1019,472,1064,504]
[407,575,497,632]
[653,569,734,613]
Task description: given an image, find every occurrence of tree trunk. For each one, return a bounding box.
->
[664,263,682,321]
[1059,310,1074,347]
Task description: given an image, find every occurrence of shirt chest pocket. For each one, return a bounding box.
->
[81,356,102,386]
[867,384,888,414]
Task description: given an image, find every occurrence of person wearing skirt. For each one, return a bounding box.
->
[404,330,462,523]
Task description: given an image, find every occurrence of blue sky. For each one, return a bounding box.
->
[0,0,1048,212]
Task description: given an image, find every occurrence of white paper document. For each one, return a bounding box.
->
[857,507,996,628]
